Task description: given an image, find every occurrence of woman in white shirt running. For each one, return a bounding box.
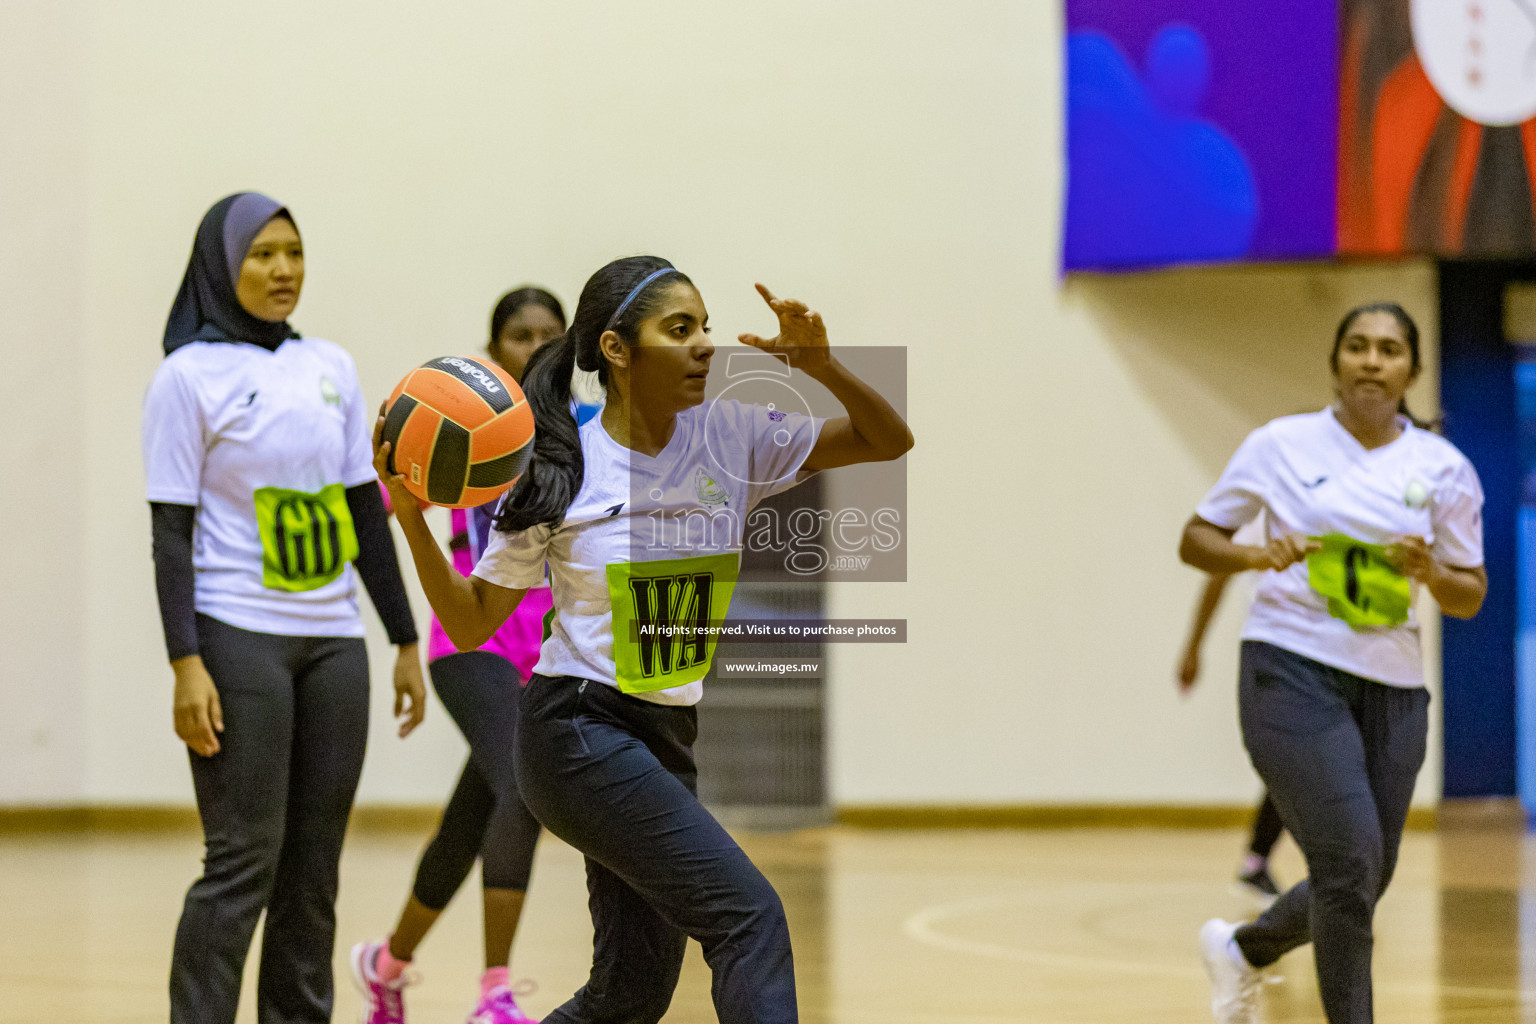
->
[1180,302,1486,1024]
[378,255,913,1024]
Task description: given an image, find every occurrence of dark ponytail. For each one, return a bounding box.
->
[1331,301,1440,432]
[495,255,692,531]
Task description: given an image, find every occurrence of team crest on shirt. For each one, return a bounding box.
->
[695,467,729,506]
[1403,477,1430,509]
[318,375,341,407]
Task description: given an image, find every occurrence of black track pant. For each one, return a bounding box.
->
[411,651,541,907]
[516,674,798,1024]
[1233,641,1429,1024]
[170,614,369,1024]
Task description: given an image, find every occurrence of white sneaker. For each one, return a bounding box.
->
[1199,918,1262,1024]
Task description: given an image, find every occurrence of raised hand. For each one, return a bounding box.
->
[738,283,832,373]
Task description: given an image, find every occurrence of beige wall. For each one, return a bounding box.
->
[0,3,90,803]
[827,260,1441,808]
[0,1,1444,808]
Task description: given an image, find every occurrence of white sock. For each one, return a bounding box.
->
[1227,937,1252,971]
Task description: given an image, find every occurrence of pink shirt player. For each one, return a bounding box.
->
[432,503,552,678]
[381,484,552,680]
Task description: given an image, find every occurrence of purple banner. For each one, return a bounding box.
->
[1064,0,1339,271]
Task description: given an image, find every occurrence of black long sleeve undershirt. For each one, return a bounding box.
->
[148,482,418,662]
[344,481,419,646]
[150,501,199,662]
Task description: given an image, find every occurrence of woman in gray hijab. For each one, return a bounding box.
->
[143,192,426,1024]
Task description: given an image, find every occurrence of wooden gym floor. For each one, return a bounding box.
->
[2,822,1532,1022]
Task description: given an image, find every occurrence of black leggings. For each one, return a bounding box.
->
[412,651,541,907]
[1249,792,1284,859]
[1233,641,1429,1024]
[171,614,369,1024]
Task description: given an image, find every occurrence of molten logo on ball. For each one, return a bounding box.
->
[438,357,505,395]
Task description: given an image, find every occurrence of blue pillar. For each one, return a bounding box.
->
[1438,261,1518,800]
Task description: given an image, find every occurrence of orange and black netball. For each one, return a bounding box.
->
[381,355,535,508]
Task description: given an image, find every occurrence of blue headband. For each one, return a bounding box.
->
[604,267,679,333]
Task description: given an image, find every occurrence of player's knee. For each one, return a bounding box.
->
[630,985,676,1024]
[201,825,284,895]
[1311,841,1382,911]
[700,870,789,956]
[584,973,677,1024]
[740,874,790,941]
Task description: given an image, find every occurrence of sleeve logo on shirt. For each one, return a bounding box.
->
[1404,478,1430,509]
[319,375,341,407]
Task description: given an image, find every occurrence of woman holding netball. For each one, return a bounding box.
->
[352,287,567,1024]
[378,256,913,1023]
[1180,302,1486,1024]
[142,192,426,1024]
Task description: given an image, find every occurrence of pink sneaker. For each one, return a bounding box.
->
[350,940,415,1024]
[467,983,537,1023]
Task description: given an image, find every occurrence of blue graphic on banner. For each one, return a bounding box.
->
[1063,25,1259,270]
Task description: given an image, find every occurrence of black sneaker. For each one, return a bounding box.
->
[1236,865,1280,906]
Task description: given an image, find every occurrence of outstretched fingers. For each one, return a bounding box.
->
[756,282,810,317]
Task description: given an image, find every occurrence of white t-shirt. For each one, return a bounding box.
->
[475,399,822,706]
[1197,408,1484,688]
[142,338,379,637]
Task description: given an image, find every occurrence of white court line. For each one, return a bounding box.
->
[802,1008,1078,1024]
[903,897,1201,981]
[902,895,1536,1002]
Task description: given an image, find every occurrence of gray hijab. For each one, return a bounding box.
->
[162,191,299,355]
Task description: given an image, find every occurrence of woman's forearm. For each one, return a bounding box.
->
[1427,563,1487,619]
[1180,518,1266,575]
[345,483,418,645]
[1183,573,1232,654]
[805,357,914,460]
[392,500,504,648]
[151,502,200,662]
